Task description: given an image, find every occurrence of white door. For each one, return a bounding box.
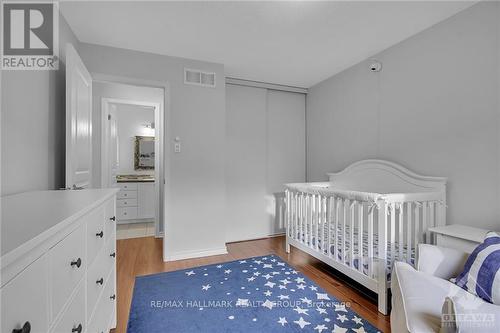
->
[66,43,92,189]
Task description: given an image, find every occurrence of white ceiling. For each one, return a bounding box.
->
[61,1,476,88]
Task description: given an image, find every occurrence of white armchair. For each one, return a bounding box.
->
[391,244,500,333]
[417,244,469,279]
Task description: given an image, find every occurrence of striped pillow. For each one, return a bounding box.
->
[454,231,500,304]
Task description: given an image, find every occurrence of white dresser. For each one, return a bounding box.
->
[116,182,154,223]
[1,189,118,333]
[429,224,489,253]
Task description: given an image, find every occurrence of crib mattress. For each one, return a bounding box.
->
[295,226,415,281]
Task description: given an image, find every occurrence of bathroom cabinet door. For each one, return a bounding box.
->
[137,183,155,219]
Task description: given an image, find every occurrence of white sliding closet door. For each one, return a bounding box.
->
[267,90,306,234]
[225,85,306,243]
[226,85,268,242]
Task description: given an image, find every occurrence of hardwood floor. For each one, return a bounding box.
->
[112,236,391,333]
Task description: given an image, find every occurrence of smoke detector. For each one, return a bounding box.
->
[369,60,382,72]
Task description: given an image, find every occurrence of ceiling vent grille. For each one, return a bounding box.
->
[184,68,216,88]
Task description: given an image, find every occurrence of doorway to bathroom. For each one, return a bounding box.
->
[98,81,165,239]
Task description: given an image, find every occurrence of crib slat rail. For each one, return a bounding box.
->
[326,197,332,257]
[322,196,328,255]
[390,203,396,267]
[342,199,348,266]
[357,202,363,273]
[423,202,429,245]
[285,186,445,314]
[406,202,412,264]
[377,199,389,315]
[308,195,312,248]
[334,197,340,261]
[349,201,355,270]
[398,203,404,262]
[367,206,374,278]
[285,189,443,265]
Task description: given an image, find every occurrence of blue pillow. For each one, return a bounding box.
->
[454,231,500,304]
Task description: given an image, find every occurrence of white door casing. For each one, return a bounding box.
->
[109,106,119,188]
[100,97,162,235]
[66,43,93,189]
[101,103,119,188]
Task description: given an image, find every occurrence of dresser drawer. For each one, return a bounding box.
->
[104,200,116,244]
[1,255,49,333]
[117,190,137,200]
[87,247,113,318]
[104,268,117,331]
[86,205,106,265]
[87,267,116,333]
[105,197,116,222]
[48,223,86,320]
[117,206,138,220]
[106,237,117,267]
[118,183,138,191]
[117,198,138,207]
[50,280,85,333]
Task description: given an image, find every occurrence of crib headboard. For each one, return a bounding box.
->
[327,159,447,195]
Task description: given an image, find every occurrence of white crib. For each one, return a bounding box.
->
[284,160,447,315]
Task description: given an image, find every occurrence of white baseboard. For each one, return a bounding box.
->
[226,232,285,244]
[164,246,228,262]
[117,218,155,225]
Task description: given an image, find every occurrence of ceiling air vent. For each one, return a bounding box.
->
[184,68,216,88]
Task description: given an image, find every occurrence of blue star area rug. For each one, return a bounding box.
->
[128,255,382,333]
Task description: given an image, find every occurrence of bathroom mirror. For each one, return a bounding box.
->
[134,136,155,170]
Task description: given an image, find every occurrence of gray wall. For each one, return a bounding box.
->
[225,85,305,242]
[78,43,227,259]
[306,2,500,230]
[1,14,80,195]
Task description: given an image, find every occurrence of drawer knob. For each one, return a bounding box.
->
[12,321,30,333]
[109,216,116,221]
[96,231,104,238]
[70,258,82,268]
[71,324,82,333]
[96,277,104,285]
[110,294,116,300]
[110,252,116,258]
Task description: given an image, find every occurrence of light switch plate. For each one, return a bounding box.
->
[174,142,181,153]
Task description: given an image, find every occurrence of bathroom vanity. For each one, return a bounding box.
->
[116,175,155,223]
